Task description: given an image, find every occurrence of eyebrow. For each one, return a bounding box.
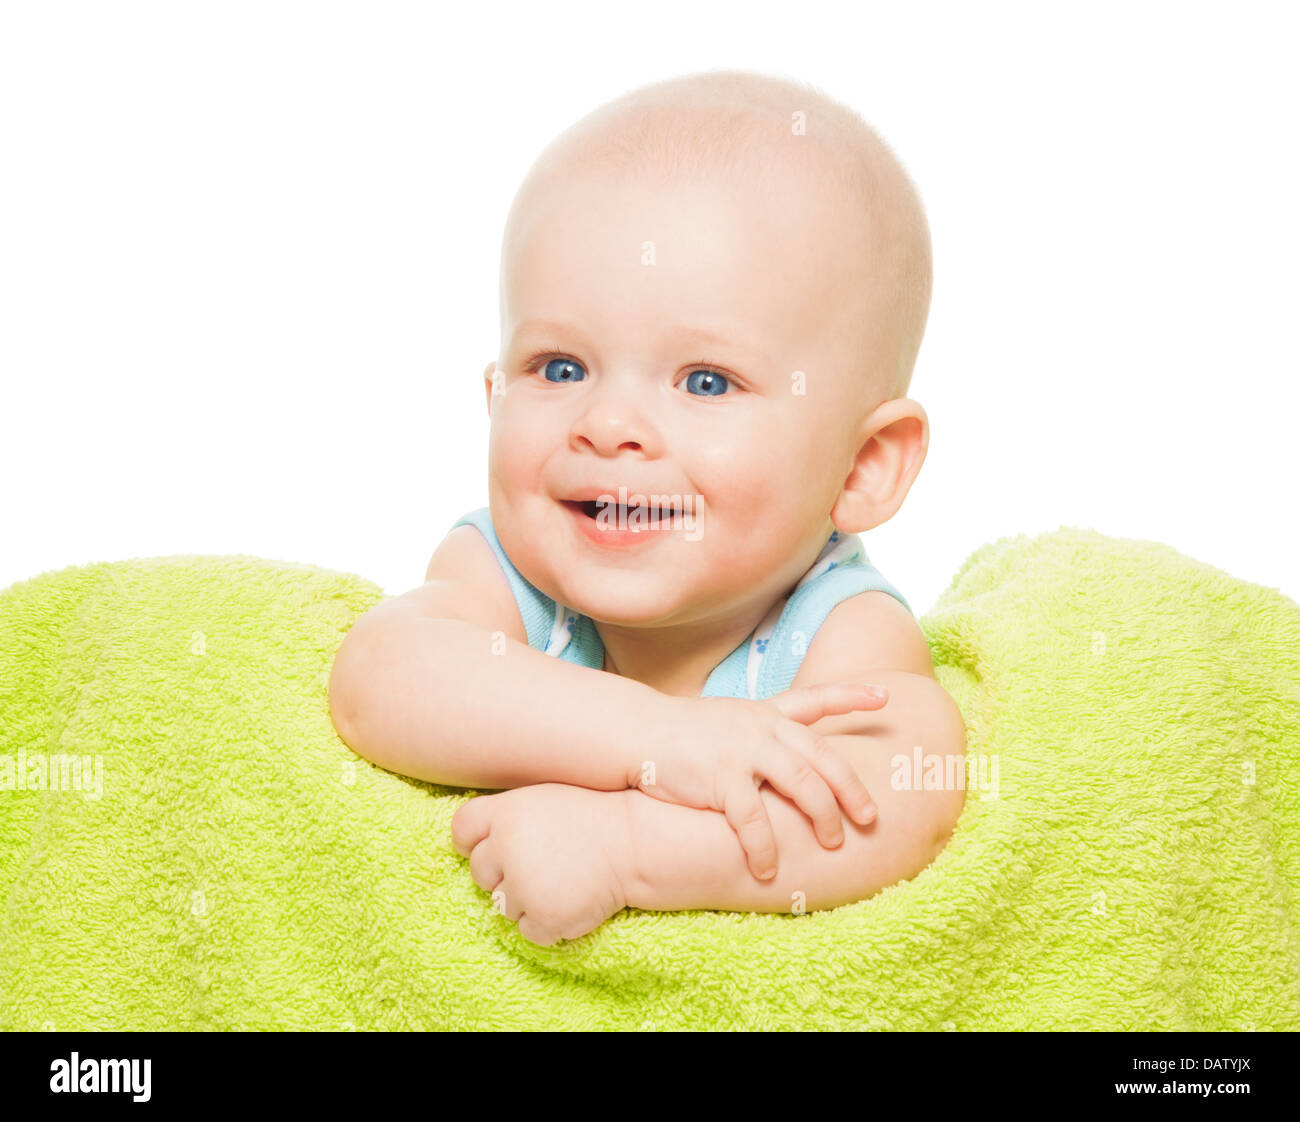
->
[511,319,590,342]
[511,319,768,368]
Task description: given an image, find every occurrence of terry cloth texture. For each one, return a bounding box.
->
[0,529,1297,1030]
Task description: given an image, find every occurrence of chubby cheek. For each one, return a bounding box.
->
[487,402,552,497]
[686,426,812,576]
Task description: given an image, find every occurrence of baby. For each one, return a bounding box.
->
[329,69,967,946]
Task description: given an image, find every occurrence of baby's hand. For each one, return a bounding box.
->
[631,684,888,881]
[451,783,635,947]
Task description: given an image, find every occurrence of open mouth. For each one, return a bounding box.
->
[562,499,683,524]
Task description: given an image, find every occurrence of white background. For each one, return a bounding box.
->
[2,0,1296,612]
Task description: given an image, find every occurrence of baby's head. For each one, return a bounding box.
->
[483,69,932,628]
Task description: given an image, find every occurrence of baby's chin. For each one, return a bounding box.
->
[540,569,702,628]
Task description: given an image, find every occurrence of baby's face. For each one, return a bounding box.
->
[485,160,887,627]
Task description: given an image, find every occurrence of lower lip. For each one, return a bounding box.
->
[561,501,675,548]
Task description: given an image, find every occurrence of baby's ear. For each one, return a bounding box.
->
[831,399,929,534]
[482,361,498,415]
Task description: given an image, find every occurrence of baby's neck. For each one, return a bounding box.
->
[595,598,778,699]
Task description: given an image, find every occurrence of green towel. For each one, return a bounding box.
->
[1,530,1297,1030]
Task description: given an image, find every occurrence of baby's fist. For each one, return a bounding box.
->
[451,784,636,946]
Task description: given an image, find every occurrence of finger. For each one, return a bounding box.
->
[722,777,780,881]
[778,723,877,826]
[756,737,847,848]
[491,877,522,922]
[517,914,558,947]
[768,683,888,726]
[451,796,493,857]
[468,840,504,893]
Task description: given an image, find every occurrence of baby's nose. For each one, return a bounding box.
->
[569,394,660,457]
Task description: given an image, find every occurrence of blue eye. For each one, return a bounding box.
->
[683,369,730,397]
[542,358,586,383]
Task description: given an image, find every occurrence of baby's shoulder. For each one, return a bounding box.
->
[424,521,494,583]
[410,523,528,643]
[794,590,935,682]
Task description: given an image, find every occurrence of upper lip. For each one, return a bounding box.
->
[558,487,690,504]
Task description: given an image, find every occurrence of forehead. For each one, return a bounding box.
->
[501,163,871,350]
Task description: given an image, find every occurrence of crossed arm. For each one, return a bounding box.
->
[447,594,969,942]
[330,528,968,945]
[619,669,967,914]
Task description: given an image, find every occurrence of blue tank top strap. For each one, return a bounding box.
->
[700,640,752,699]
[449,507,605,669]
[750,529,912,701]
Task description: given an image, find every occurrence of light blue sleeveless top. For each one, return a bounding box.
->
[450,507,912,701]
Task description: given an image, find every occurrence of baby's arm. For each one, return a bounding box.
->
[621,669,967,914]
[619,593,967,913]
[453,600,967,942]
[451,669,963,944]
[328,525,670,792]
